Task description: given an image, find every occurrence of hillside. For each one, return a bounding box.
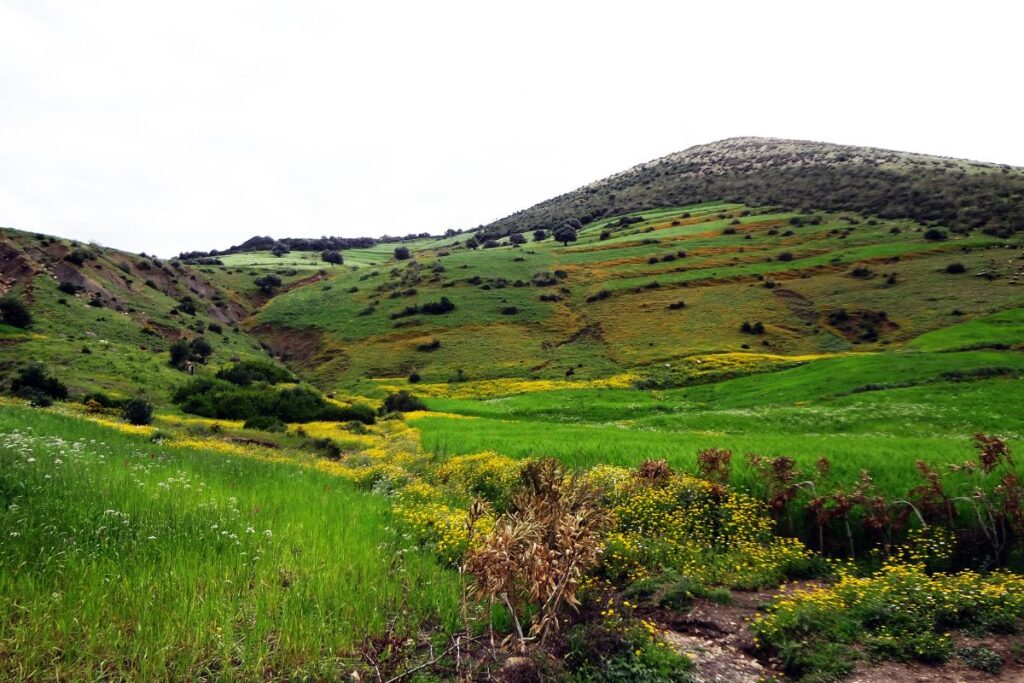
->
[481,137,1024,239]
[0,228,277,398]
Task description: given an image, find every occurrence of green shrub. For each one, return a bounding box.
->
[957,646,1002,673]
[216,359,294,386]
[381,391,427,413]
[173,378,374,424]
[10,363,67,403]
[0,295,33,329]
[121,398,154,426]
[243,415,287,432]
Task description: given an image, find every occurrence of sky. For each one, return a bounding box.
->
[1,1,1022,257]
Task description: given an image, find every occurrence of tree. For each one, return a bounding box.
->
[465,236,480,250]
[254,274,282,295]
[321,249,343,265]
[271,243,290,257]
[509,233,527,245]
[554,225,578,246]
[394,246,411,260]
[533,229,547,242]
[0,295,32,329]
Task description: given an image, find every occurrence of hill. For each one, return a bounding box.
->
[480,137,1024,239]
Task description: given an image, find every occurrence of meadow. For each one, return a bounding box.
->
[0,405,459,680]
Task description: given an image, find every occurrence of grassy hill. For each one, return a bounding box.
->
[481,137,1024,239]
[0,228,275,399]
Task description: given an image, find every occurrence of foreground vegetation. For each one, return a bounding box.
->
[0,405,459,680]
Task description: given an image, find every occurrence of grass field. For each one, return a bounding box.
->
[0,405,459,680]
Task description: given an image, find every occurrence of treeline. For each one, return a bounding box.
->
[178,228,467,261]
[479,137,1024,240]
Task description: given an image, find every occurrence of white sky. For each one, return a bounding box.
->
[1,1,1022,256]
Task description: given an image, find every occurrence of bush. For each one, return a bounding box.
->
[122,397,154,425]
[509,233,527,245]
[416,338,441,352]
[216,359,293,386]
[958,646,1002,673]
[381,390,427,414]
[254,274,282,294]
[945,262,967,274]
[924,228,949,241]
[0,296,32,329]
[500,306,519,315]
[321,249,343,265]
[57,281,78,295]
[10,363,68,403]
[586,289,611,303]
[778,251,794,262]
[173,377,375,424]
[243,415,287,432]
[394,246,411,260]
[533,229,547,242]
[408,371,421,384]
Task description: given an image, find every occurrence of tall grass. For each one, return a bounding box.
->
[0,406,459,680]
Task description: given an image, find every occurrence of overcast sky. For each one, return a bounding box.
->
[2,1,1022,256]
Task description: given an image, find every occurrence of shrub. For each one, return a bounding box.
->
[394,246,411,260]
[0,295,32,329]
[778,251,794,262]
[57,281,78,295]
[216,359,293,386]
[467,460,612,647]
[243,415,287,432]
[254,274,282,294]
[667,301,685,310]
[121,397,154,425]
[408,371,421,384]
[586,289,611,303]
[532,271,559,286]
[509,233,527,245]
[420,296,455,314]
[173,377,375,424]
[945,262,967,274]
[722,226,737,235]
[958,646,1003,673]
[500,306,519,315]
[320,249,343,265]
[10,363,68,403]
[533,229,547,242]
[416,338,441,352]
[381,390,427,413]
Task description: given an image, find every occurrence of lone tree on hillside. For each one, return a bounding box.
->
[394,246,411,260]
[321,249,343,266]
[554,224,578,246]
[509,233,527,246]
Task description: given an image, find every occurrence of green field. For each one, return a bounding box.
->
[0,405,458,680]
